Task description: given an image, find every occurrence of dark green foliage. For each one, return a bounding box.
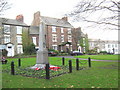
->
[48,49,59,54]
[23,43,36,55]
[100,51,107,54]
[2,49,8,57]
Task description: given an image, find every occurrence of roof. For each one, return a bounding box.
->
[29,26,39,34]
[41,16,73,28]
[0,18,28,27]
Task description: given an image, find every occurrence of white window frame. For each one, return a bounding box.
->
[68,35,72,42]
[61,28,64,33]
[115,44,117,48]
[108,44,110,48]
[17,26,22,34]
[68,28,71,34]
[4,35,10,43]
[70,45,72,51]
[32,37,37,45]
[17,45,23,54]
[52,34,57,42]
[61,35,64,42]
[52,26,56,32]
[52,45,57,50]
[17,35,22,43]
[4,25,10,33]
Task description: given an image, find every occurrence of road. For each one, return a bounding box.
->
[55,56,119,62]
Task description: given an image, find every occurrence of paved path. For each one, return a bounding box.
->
[55,56,120,62]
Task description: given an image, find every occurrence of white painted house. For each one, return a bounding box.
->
[89,39,120,54]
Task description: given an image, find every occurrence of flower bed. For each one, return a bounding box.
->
[2,65,70,79]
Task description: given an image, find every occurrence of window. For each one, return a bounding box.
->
[4,25,10,33]
[70,45,72,51]
[68,35,72,42]
[32,37,37,45]
[52,45,57,50]
[52,34,57,42]
[68,28,71,34]
[115,44,117,48]
[61,35,64,42]
[17,26,22,34]
[83,38,85,45]
[17,36,22,43]
[115,49,118,52]
[17,45,23,54]
[112,44,114,48]
[61,28,64,33]
[4,35,10,43]
[52,26,56,32]
[108,44,110,48]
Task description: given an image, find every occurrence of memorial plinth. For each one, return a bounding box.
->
[30,22,49,69]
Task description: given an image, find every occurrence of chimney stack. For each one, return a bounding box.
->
[31,11,41,26]
[16,14,24,22]
[62,17,68,21]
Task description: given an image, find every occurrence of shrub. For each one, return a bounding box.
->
[48,49,59,54]
[2,49,8,57]
[23,43,36,55]
[100,51,107,54]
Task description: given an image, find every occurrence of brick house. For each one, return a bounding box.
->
[0,15,29,57]
[30,11,77,53]
[0,12,88,57]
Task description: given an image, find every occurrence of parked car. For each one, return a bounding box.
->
[48,51,57,56]
[70,51,83,56]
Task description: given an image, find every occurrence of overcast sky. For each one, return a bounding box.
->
[1,0,118,41]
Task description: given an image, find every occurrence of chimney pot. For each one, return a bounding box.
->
[62,17,68,21]
[16,14,24,22]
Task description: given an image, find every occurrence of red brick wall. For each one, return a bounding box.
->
[30,25,77,52]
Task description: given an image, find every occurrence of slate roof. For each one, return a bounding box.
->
[0,17,28,27]
[41,16,73,28]
[29,26,39,34]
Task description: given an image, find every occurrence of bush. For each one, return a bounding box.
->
[100,51,107,54]
[2,49,8,57]
[48,49,59,54]
[23,43,36,55]
[58,53,69,56]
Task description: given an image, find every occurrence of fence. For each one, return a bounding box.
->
[2,57,92,79]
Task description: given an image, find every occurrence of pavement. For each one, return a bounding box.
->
[55,56,120,62]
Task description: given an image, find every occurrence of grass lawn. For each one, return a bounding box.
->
[2,57,119,88]
[75,55,119,60]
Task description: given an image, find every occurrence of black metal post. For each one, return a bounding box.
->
[18,58,21,67]
[88,57,91,67]
[62,57,65,65]
[76,58,79,70]
[11,61,15,75]
[69,60,72,73]
[46,63,50,79]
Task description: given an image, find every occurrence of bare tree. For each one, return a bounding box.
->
[0,0,11,15]
[68,0,119,30]
[0,0,11,43]
[72,27,82,49]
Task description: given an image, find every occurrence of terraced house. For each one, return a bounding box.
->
[0,11,88,57]
[0,15,29,57]
[30,11,87,53]
[89,39,120,54]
